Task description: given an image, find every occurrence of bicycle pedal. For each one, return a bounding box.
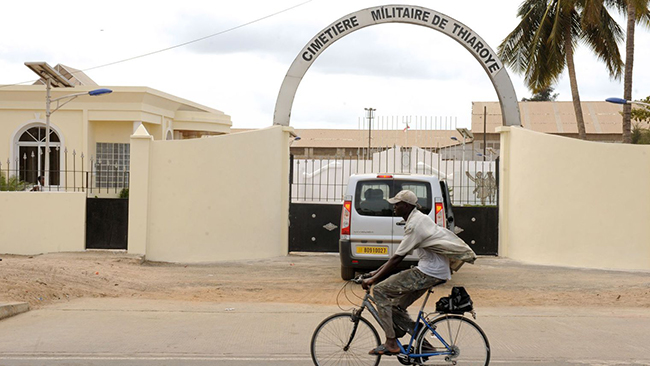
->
[396,353,414,365]
[397,348,429,366]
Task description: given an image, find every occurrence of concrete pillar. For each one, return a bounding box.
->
[496,126,512,258]
[280,126,294,255]
[127,124,153,256]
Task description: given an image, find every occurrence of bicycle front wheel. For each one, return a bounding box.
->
[416,314,490,366]
[310,313,381,366]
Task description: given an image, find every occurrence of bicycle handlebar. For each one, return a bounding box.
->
[350,272,373,285]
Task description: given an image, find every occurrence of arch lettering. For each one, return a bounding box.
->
[273,5,520,127]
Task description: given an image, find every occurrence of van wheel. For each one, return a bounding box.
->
[341,266,355,280]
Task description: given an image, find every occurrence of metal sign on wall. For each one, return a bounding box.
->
[274,5,520,128]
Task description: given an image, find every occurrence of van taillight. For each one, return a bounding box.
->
[341,200,352,236]
[435,202,445,227]
[377,174,393,178]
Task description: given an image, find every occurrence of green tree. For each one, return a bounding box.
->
[606,0,650,143]
[628,96,650,144]
[630,96,650,122]
[499,0,624,140]
[522,86,559,101]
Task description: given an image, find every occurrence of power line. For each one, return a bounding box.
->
[82,0,313,73]
[3,0,314,88]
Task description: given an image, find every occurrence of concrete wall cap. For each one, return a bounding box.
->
[131,124,153,139]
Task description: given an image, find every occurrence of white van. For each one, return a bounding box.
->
[339,173,454,280]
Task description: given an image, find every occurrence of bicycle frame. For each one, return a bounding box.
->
[350,288,454,359]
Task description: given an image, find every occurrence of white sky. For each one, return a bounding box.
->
[0,0,648,130]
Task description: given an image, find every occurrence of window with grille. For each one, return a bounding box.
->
[95,143,130,188]
[16,126,61,185]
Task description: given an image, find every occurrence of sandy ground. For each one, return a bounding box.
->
[1,251,649,310]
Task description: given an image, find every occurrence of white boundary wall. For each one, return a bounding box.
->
[499,127,650,271]
[0,192,86,254]
[128,125,293,262]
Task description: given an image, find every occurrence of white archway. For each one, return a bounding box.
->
[274,5,520,127]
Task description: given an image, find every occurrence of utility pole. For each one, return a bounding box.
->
[483,106,487,161]
[364,108,375,153]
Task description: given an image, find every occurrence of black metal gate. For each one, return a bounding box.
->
[289,202,341,252]
[289,203,498,255]
[452,206,498,255]
[86,198,129,250]
[287,154,500,255]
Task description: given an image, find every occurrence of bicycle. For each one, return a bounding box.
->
[310,276,490,366]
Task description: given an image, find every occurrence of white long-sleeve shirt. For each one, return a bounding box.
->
[394,209,476,279]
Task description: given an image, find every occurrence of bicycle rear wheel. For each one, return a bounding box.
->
[416,314,490,366]
[311,313,381,366]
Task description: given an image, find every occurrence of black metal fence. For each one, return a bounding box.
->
[0,148,129,195]
[291,146,498,206]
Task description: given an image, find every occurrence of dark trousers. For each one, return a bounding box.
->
[373,267,446,339]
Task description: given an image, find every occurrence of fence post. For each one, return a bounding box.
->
[127,124,153,256]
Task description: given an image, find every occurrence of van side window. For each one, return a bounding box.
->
[355,182,392,217]
[400,182,432,215]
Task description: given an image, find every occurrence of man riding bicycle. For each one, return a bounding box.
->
[362,189,476,355]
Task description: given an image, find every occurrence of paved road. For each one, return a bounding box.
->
[0,298,649,365]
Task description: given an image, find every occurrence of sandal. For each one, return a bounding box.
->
[369,344,400,355]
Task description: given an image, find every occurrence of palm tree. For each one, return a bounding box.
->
[606,0,650,143]
[522,86,560,101]
[499,0,624,140]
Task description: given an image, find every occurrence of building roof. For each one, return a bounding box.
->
[238,100,632,149]
[233,128,463,149]
[0,85,232,134]
[471,101,625,135]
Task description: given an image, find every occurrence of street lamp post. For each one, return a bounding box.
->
[606,97,650,109]
[43,88,112,187]
[450,136,464,204]
[45,78,53,186]
[477,147,498,160]
[452,128,474,205]
[364,108,375,154]
[606,97,650,144]
[25,62,112,187]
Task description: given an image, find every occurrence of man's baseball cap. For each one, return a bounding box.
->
[387,190,419,206]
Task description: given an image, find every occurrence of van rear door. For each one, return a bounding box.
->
[440,180,455,232]
[351,179,394,259]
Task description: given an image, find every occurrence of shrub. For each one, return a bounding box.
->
[0,172,29,191]
[631,124,650,145]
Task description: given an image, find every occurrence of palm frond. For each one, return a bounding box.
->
[603,0,650,27]
[602,0,626,14]
[500,0,630,93]
[580,3,624,78]
[632,0,650,27]
[581,0,605,24]
[498,1,545,73]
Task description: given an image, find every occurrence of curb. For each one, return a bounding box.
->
[0,302,29,321]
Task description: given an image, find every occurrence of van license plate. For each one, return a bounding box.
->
[356,246,388,255]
